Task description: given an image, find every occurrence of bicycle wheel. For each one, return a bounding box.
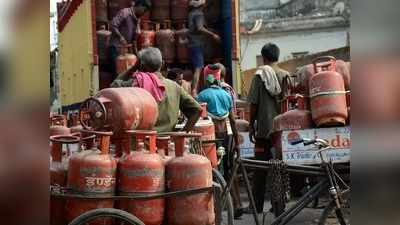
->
[68,208,144,225]
[318,191,350,225]
[213,168,234,225]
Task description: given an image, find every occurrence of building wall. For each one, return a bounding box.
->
[240,27,349,70]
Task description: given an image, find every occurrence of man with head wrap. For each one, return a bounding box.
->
[188,0,221,96]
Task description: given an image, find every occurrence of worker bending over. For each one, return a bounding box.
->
[111,47,201,133]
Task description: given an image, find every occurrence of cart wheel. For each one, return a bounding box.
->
[318,191,350,225]
[68,208,144,225]
[212,168,234,225]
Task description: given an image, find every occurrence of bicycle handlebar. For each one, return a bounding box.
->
[290,138,329,148]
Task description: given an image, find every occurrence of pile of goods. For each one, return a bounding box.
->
[49,87,215,225]
[96,0,223,87]
[271,56,351,157]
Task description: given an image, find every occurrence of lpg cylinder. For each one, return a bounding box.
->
[309,57,348,126]
[50,115,71,136]
[96,25,112,65]
[157,135,173,162]
[236,119,249,132]
[272,95,313,132]
[296,56,350,96]
[151,0,170,22]
[156,21,175,64]
[170,0,189,22]
[79,87,158,135]
[50,135,80,225]
[79,87,158,157]
[166,132,214,225]
[116,44,138,74]
[95,0,108,23]
[66,131,117,225]
[70,112,83,134]
[175,23,190,64]
[194,103,217,168]
[271,95,313,159]
[137,21,156,50]
[118,130,165,225]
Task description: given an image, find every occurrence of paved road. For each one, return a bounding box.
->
[232,201,325,225]
[225,189,344,225]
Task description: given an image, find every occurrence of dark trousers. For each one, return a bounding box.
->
[252,139,273,213]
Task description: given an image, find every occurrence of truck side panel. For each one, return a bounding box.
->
[59,0,97,107]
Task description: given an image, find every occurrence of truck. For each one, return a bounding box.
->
[56,0,241,112]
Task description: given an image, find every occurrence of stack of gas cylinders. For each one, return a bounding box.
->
[49,87,215,225]
[270,56,351,155]
[95,0,222,88]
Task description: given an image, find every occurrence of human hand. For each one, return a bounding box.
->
[249,127,256,144]
[120,37,128,46]
[212,34,221,42]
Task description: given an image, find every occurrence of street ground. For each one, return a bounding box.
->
[232,192,328,225]
[224,185,349,225]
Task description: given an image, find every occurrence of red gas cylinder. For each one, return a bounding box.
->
[118,130,165,225]
[194,103,217,168]
[70,112,83,134]
[271,95,313,159]
[116,44,138,74]
[272,95,313,132]
[50,115,71,136]
[296,56,350,96]
[95,0,108,22]
[156,21,175,64]
[170,0,189,22]
[79,87,158,134]
[66,130,117,225]
[137,21,156,50]
[236,119,249,132]
[96,25,112,65]
[166,132,214,225]
[50,135,80,225]
[157,135,173,162]
[151,0,170,22]
[309,57,348,126]
[175,22,190,64]
[79,87,158,157]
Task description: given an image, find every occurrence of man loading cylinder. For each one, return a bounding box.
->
[188,0,221,96]
[109,0,151,77]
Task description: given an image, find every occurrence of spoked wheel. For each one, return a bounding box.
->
[318,190,350,225]
[212,168,234,225]
[68,208,144,225]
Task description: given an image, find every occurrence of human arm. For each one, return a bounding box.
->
[249,103,258,143]
[228,111,240,151]
[111,9,128,45]
[194,15,220,42]
[179,86,202,132]
[247,75,261,143]
[110,63,139,87]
